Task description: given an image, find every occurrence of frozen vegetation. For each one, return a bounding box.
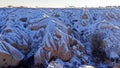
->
[0,8,120,68]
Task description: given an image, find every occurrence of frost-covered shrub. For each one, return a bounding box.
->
[91,32,107,63]
[54,13,60,17]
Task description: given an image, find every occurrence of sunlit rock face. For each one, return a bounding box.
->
[0,7,120,67]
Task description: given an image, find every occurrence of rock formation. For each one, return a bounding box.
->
[0,8,120,68]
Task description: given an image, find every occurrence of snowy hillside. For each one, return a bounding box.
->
[0,8,120,68]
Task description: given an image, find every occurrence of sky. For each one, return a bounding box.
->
[0,0,120,8]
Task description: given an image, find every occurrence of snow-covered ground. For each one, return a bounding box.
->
[0,8,120,68]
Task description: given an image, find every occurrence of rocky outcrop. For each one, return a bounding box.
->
[0,41,24,67]
[34,20,86,66]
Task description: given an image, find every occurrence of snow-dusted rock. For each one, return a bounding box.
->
[47,61,63,68]
[0,41,24,67]
[0,8,120,67]
[34,19,85,65]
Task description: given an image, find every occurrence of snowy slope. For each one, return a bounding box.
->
[0,8,120,68]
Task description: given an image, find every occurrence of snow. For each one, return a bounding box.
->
[0,8,120,67]
[79,65,94,68]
